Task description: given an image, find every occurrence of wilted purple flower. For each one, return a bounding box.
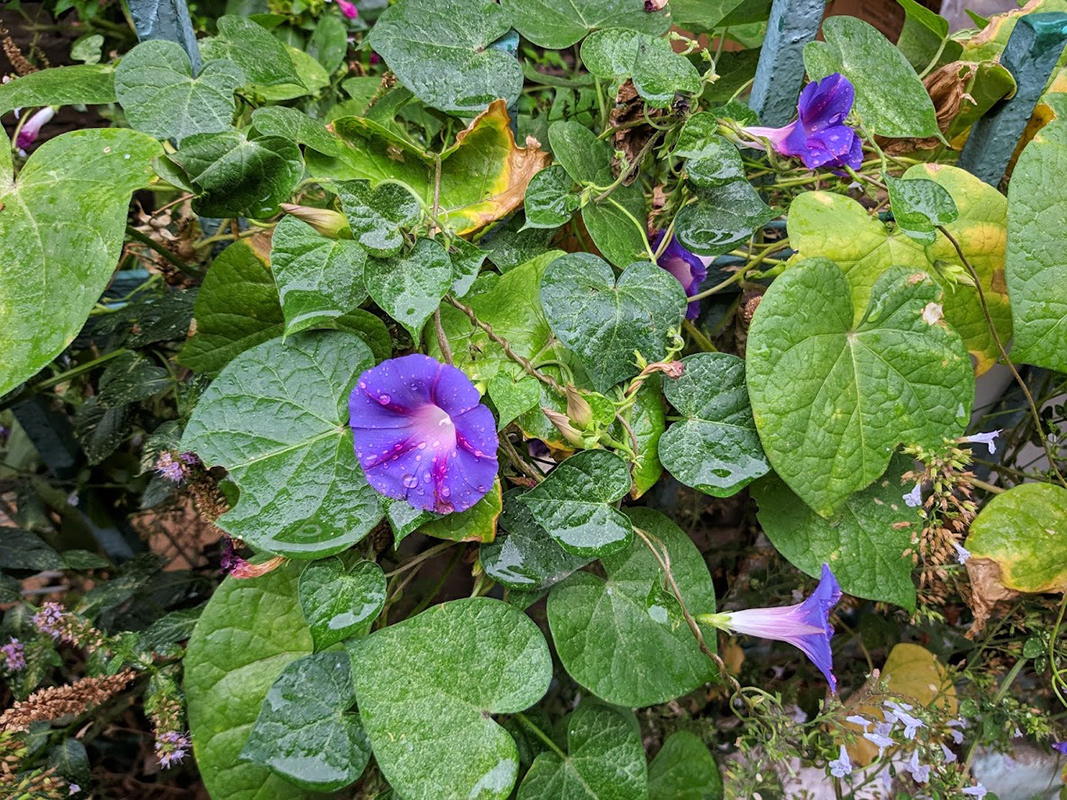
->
[16,106,55,149]
[1,637,25,671]
[903,482,923,508]
[742,74,863,171]
[33,601,65,639]
[905,750,930,783]
[219,536,249,576]
[1053,742,1067,755]
[953,541,971,564]
[959,429,1000,455]
[863,731,894,757]
[941,743,958,763]
[349,354,498,514]
[156,730,191,768]
[652,232,708,321]
[829,744,852,778]
[706,564,842,692]
[962,784,988,798]
[336,0,359,18]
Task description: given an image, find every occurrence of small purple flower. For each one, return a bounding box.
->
[947,718,966,745]
[156,452,187,483]
[884,701,924,739]
[219,536,249,576]
[829,744,852,778]
[959,429,1000,455]
[953,541,971,564]
[903,481,923,508]
[863,731,894,757]
[156,730,191,769]
[68,784,80,796]
[33,601,64,639]
[714,564,842,692]
[846,714,872,731]
[16,106,55,149]
[941,743,958,763]
[349,354,499,514]
[905,750,930,784]
[652,232,708,321]
[336,0,359,18]
[962,784,988,798]
[742,74,863,172]
[1053,741,1067,755]
[1,637,25,671]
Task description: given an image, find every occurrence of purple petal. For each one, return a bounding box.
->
[349,354,499,513]
[797,73,855,131]
[1053,742,1067,755]
[799,126,862,170]
[652,231,708,320]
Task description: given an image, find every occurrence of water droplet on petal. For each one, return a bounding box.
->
[379,394,391,404]
[417,442,427,450]
[402,474,418,489]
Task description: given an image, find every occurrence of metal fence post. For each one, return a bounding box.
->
[749,0,827,126]
[126,0,202,73]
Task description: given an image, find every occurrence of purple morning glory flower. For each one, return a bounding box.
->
[1053,742,1067,755]
[743,73,863,172]
[652,232,708,320]
[709,563,842,692]
[16,106,55,150]
[349,354,499,514]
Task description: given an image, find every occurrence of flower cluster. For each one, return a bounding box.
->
[31,602,107,652]
[1,637,25,672]
[155,731,191,769]
[155,451,201,484]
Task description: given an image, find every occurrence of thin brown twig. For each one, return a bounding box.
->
[444,295,566,395]
[499,434,543,483]
[433,309,453,365]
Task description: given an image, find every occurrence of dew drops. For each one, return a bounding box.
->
[441,487,451,498]
[378,393,391,404]
[402,474,418,489]
[417,442,427,450]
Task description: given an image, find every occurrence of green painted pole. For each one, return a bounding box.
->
[749,0,827,126]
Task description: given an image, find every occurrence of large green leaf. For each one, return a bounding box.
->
[180,331,384,558]
[746,259,973,517]
[297,558,386,651]
[270,215,367,337]
[519,450,633,557]
[350,598,552,800]
[480,490,591,591]
[115,40,243,142]
[363,239,452,340]
[200,15,303,88]
[501,0,669,49]
[185,566,313,800]
[804,16,940,139]
[674,182,775,257]
[548,508,717,707]
[966,483,1067,593]
[540,253,686,392]
[240,651,371,792]
[1006,118,1067,372]
[517,703,647,800]
[336,180,422,258]
[368,0,523,114]
[753,455,919,610]
[648,731,723,800]
[787,164,1011,375]
[0,65,116,115]
[659,353,768,497]
[581,29,701,108]
[0,129,162,397]
[163,131,303,218]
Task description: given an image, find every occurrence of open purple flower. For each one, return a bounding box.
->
[652,232,708,320]
[700,563,842,692]
[349,354,498,514]
[743,73,863,172]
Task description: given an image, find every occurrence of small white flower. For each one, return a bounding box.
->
[953,541,972,564]
[863,731,894,757]
[903,481,923,508]
[959,430,1000,455]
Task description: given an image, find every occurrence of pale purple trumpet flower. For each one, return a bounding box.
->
[953,541,971,564]
[16,106,55,150]
[828,744,852,778]
[863,730,895,758]
[699,564,842,692]
[959,429,1000,454]
[903,482,924,508]
[962,784,988,798]
[349,354,498,514]
[741,73,863,172]
[651,232,708,320]
[905,750,930,783]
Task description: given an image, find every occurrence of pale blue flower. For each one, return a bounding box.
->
[962,784,988,798]
[829,744,852,778]
[904,482,923,508]
[960,429,1000,455]
[905,750,930,783]
[863,731,894,757]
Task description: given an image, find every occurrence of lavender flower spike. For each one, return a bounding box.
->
[652,232,708,320]
[743,73,863,172]
[703,564,842,692]
[1,637,25,671]
[349,354,499,514]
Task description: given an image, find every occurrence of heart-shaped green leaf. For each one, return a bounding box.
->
[966,483,1067,593]
[581,29,701,108]
[480,490,591,591]
[336,180,422,258]
[241,651,371,792]
[163,131,303,218]
[660,353,768,497]
[0,64,115,115]
[0,129,162,398]
[885,175,958,245]
[519,450,633,557]
[200,15,303,88]
[753,454,920,610]
[674,182,775,256]
[517,702,647,799]
[524,165,579,229]
[364,238,452,340]
[747,258,973,516]
[180,331,384,558]
[1006,114,1067,373]
[251,106,343,156]
[270,216,367,337]
[804,16,939,139]
[501,0,669,49]
[648,731,723,800]
[369,0,523,114]
[185,566,313,800]
[350,597,552,800]
[298,558,386,651]
[541,253,686,392]
[674,113,746,188]
[548,507,717,707]
[115,39,243,142]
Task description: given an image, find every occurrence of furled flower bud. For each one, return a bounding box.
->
[279,204,350,238]
[542,407,586,448]
[565,385,594,430]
